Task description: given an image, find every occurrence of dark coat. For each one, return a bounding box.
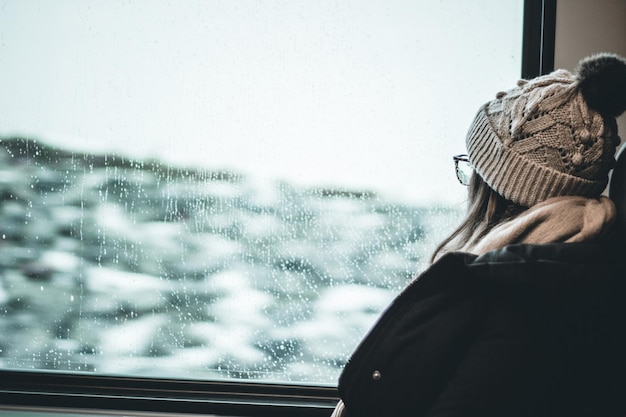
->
[338,241,626,417]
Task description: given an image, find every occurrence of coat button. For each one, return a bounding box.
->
[372,370,381,380]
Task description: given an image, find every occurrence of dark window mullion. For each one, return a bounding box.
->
[522,0,557,78]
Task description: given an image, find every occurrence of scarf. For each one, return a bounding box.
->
[462,195,616,256]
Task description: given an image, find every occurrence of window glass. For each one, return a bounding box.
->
[0,0,523,384]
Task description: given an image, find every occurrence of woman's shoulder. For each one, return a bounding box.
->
[471,240,618,264]
[457,241,624,294]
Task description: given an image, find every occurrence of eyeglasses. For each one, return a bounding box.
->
[453,154,472,186]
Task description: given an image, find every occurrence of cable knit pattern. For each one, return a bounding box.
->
[466,61,623,207]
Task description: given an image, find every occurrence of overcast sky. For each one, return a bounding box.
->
[0,0,523,204]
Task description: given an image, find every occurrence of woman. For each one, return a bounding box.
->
[332,52,626,417]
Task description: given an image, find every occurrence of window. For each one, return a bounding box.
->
[0,0,549,415]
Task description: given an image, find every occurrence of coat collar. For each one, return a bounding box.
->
[460,241,622,293]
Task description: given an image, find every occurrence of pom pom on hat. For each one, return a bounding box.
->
[576,52,626,117]
[465,52,626,207]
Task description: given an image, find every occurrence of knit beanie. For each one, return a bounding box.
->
[466,52,626,207]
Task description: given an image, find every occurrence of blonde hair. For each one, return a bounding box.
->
[430,173,526,263]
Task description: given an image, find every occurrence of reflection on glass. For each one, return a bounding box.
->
[0,0,522,383]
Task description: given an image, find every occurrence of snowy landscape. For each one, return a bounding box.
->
[0,137,461,384]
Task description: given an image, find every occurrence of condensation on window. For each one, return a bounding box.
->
[0,137,459,381]
[0,0,522,383]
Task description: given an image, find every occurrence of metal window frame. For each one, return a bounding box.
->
[522,0,557,78]
[0,370,338,416]
[0,1,555,415]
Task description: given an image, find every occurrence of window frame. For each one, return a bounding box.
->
[0,370,338,416]
[0,1,555,415]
